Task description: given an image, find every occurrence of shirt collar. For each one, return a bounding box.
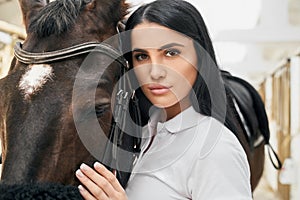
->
[156,106,206,133]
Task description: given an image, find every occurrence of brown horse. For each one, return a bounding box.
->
[0,0,136,187]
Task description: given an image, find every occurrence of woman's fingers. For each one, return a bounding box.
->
[76,163,127,200]
[78,185,98,200]
[76,164,110,200]
[93,162,124,193]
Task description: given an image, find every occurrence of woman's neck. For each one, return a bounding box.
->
[162,96,192,121]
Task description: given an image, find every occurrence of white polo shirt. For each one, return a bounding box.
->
[125,106,252,200]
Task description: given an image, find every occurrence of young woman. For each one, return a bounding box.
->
[75,0,252,199]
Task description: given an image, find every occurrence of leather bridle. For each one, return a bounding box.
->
[14,41,128,68]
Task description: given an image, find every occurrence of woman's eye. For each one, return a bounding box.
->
[165,49,181,57]
[134,54,148,61]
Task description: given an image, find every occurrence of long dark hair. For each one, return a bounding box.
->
[124,0,242,135]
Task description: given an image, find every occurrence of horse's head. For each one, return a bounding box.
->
[0,0,129,185]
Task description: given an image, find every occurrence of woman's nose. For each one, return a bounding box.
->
[149,61,166,80]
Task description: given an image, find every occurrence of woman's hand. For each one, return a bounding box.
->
[76,162,127,200]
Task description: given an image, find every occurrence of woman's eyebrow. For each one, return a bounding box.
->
[132,48,147,53]
[158,43,184,51]
[132,43,184,52]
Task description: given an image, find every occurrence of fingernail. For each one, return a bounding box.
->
[76,169,84,178]
[80,163,88,171]
[94,161,102,168]
[78,185,86,192]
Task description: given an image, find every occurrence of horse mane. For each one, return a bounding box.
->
[28,0,85,37]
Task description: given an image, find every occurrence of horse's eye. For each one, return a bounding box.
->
[95,104,109,117]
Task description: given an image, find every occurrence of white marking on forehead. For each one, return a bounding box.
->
[19,64,54,100]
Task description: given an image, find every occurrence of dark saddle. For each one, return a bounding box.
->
[222,70,281,169]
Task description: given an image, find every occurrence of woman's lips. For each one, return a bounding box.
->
[148,84,171,95]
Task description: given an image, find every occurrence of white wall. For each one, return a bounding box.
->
[289,55,300,200]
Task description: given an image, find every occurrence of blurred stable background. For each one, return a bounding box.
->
[0,0,300,199]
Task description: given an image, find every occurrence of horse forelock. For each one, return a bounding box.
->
[28,0,85,37]
[27,0,129,38]
[19,64,54,100]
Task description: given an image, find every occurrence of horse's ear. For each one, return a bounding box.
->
[121,0,130,19]
[18,0,48,33]
[85,0,96,10]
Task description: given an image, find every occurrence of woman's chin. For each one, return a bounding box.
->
[152,102,177,109]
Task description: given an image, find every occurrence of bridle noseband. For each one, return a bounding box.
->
[14,41,129,68]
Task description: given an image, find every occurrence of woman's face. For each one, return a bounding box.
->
[131,22,198,109]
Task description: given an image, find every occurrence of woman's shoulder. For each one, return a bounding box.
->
[187,117,252,199]
[194,117,247,161]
